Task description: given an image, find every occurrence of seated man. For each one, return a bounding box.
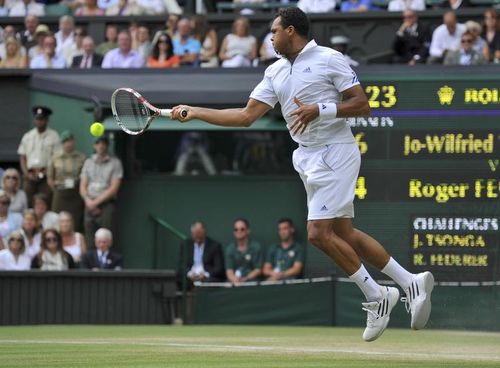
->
[225,218,262,285]
[263,218,304,281]
[81,228,123,270]
[178,221,225,288]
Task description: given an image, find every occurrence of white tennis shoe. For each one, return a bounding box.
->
[362,286,400,342]
[401,271,435,330]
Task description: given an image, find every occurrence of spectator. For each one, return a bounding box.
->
[20,209,41,260]
[0,0,8,16]
[17,105,60,207]
[219,17,257,68]
[47,130,86,231]
[54,15,75,59]
[232,0,265,15]
[191,15,218,68]
[33,193,59,230]
[173,132,217,175]
[105,0,145,15]
[444,30,487,65]
[225,218,263,284]
[63,26,86,66]
[74,0,105,15]
[95,24,118,56]
[9,0,45,17]
[340,0,372,12]
[263,218,304,281]
[330,35,360,66]
[0,190,22,250]
[0,168,28,215]
[298,0,337,13]
[59,211,86,264]
[428,11,466,63]
[30,34,66,69]
[482,9,500,63]
[165,13,180,40]
[392,10,431,65]
[32,228,75,270]
[98,0,118,10]
[465,20,489,61]
[28,24,49,61]
[259,32,279,66]
[178,221,225,288]
[0,231,31,270]
[147,32,180,68]
[0,25,27,60]
[81,228,123,270]
[137,0,165,14]
[72,36,103,68]
[101,30,144,68]
[388,0,425,11]
[173,18,201,67]
[440,0,470,10]
[0,37,28,68]
[19,14,39,50]
[79,136,123,249]
[133,24,151,61]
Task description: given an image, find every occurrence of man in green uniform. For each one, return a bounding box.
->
[263,218,304,281]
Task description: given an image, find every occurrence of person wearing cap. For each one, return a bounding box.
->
[79,135,123,248]
[330,35,359,67]
[29,34,66,69]
[17,105,60,208]
[8,0,45,17]
[47,131,86,232]
[28,24,50,61]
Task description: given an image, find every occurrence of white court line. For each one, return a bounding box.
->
[0,339,499,362]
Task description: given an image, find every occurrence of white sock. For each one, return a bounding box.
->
[381,257,414,290]
[349,264,382,302]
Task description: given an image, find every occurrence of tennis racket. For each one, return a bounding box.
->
[111,87,187,135]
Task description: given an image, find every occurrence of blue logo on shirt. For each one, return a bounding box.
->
[321,104,326,110]
[303,67,312,73]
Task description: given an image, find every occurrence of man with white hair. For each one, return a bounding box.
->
[81,228,123,270]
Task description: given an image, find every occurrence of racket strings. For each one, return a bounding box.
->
[114,90,150,133]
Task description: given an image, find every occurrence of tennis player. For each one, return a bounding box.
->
[171,7,434,342]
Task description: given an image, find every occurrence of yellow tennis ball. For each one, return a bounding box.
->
[90,122,105,137]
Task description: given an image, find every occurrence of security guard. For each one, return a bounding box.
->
[47,131,86,232]
[18,106,61,207]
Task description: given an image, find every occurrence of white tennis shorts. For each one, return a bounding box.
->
[292,142,361,220]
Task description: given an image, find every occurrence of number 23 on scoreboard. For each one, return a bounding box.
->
[365,85,397,108]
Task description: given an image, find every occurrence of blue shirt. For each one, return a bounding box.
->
[341,0,372,12]
[173,37,201,57]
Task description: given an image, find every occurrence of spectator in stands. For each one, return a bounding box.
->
[81,228,123,270]
[147,32,180,68]
[17,106,60,207]
[225,218,263,284]
[0,190,22,250]
[30,34,66,68]
[20,15,39,50]
[444,30,487,65]
[47,131,86,231]
[9,0,45,17]
[465,20,489,61]
[192,15,218,68]
[0,37,28,68]
[133,24,151,61]
[0,231,31,270]
[166,13,180,40]
[59,211,86,264]
[28,24,49,61]
[1,168,28,215]
[0,0,9,16]
[259,32,279,66]
[428,11,466,63]
[20,209,41,260]
[105,0,145,15]
[173,132,217,175]
[98,0,118,10]
[263,218,304,281]
[340,0,372,12]
[392,10,431,65]
[137,0,165,14]
[55,15,75,59]
[330,35,359,67]
[0,25,26,60]
[482,9,500,63]
[440,0,470,10]
[96,24,118,56]
[298,0,337,13]
[388,0,425,11]
[232,0,265,16]
[102,30,144,68]
[80,136,123,249]
[32,228,75,270]
[178,221,225,288]
[219,17,257,68]
[63,26,86,66]
[173,18,201,67]
[74,0,105,15]
[33,193,59,230]
[71,36,102,68]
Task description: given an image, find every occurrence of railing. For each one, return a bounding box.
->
[216,1,296,13]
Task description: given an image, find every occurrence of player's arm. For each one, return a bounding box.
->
[171,98,271,128]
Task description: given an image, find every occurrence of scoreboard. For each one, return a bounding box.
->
[351,77,500,282]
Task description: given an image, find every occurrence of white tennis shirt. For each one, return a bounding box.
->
[250,40,359,146]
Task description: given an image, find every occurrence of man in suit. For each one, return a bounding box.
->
[81,228,123,270]
[178,221,225,288]
[393,10,432,65]
[71,36,103,69]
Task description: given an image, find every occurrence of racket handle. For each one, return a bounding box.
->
[159,109,188,118]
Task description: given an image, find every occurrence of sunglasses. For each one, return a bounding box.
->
[4,175,18,181]
[461,39,473,43]
[158,39,168,43]
[45,237,58,242]
[233,228,247,232]
[0,201,9,205]
[10,237,23,242]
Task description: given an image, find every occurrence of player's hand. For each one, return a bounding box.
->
[288,97,319,136]
[171,105,194,122]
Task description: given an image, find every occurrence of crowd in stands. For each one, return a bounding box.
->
[0,105,123,271]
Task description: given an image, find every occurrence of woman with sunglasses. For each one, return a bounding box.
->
[147,32,180,68]
[0,230,31,270]
[32,229,75,270]
[1,168,28,215]
[0,190,22,250]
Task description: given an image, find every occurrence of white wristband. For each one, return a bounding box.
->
[318,103,337,119]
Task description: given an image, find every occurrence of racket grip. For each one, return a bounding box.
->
[160,109,188,118]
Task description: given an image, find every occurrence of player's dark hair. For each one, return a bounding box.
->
[278,218,294,227]
[274,7,309,38]
[233,218,250,229]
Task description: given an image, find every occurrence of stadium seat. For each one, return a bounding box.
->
[469,0,499,5]
[425,0,446,6]
[45,4,71,16]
